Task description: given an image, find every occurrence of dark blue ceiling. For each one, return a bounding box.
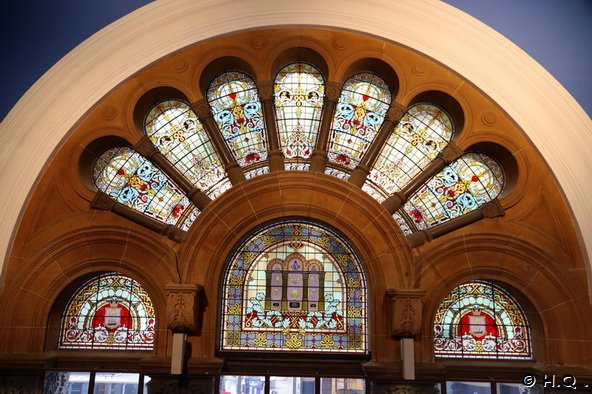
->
[1,0,590,121]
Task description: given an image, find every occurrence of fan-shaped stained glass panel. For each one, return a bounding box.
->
[366,103,453,195]
[434,281,531,359]
[60,273,155,350]
[274,63,325,166]
[327,73,391,169]
[207,71,268,167]
[220,220,368,354]
[144,99,230,198]
[402,153,503,230]
[93,147,198,228]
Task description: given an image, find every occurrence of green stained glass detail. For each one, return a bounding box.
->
[366,103,453,195]
[220,220,368,354]
[145,99,230,199]
[93,147,198,228]
[402,153,503,230]
[274,63,325,166]
[327,73,391,170]
[59,273,155,350]
[434,281,532,359]
[207,71,268,167]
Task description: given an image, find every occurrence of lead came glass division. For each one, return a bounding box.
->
[401,153,503,230]
[221,221,368,353]
[327,73,391,169]
[93,147,198,228]
[274,63,325,166]
[207,71,268,167]
[59,273,155,350]
[144,99,230,199]
[365,103,453,196]
[434,281,532,359]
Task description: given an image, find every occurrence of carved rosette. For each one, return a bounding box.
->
[386,289,425,338]
[479,199,504,218]
[165,284,201,333]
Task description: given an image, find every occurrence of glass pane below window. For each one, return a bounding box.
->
[321,378,365,394]
[497,383,543,394]
[220,375,265,394]
[93,372,140,394]
[446,381,491,394]
[270,376,315,394]
[44,371,91,394]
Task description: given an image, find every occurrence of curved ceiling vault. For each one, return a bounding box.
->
[0,0,591,299]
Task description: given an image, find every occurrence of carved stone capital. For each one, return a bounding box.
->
[405,230,432,248]
[387,102,406,123]
[386,289,425,338]
[382,192,407,214]
[480,199,504,218]
[437,142,463,164]
[258,81,274,101]
[161,225,186,243]
[91,191,116,211]
[193,99,212,119]
[325,81,342,102]
[165,284,202,333]
[134,136,158,158]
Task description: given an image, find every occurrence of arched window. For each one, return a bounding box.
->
[327,72,391,171]
[400,152,504,231]
[59,272,156,350]
[220,220,368,354]
[207,71,268,169]
[364,103,454,202]
[144,99,231,199]
[433,280,532,359]
[274,63,325,170]
[93,146,199,230]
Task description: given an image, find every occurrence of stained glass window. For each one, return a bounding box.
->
[59,273,155,350]
[93,147,198,229]
[274,63,325,167]
[327,73,391,170]
[207,71,268,167]
[402,153,503,230]
[220,220,368,354]
[434,281,532,359]
[365,103,453,196]
[144,99,230,199]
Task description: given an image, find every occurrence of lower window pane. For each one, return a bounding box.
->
[446,381,491,394]
[497,383,543,394]
[270,376,315,394]
[320,378,365,394]
[220,375,265,394]
[44,372,91,394]
[93,373,140,394]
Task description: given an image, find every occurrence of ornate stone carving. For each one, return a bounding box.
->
[258,81,274,101]
[386,289,425,338]
[134,136,158,158]
[166,284,202,333]
[193,100,212,119]
[325,82,342,102]
[91,191,116,211]
[387,102,406,123]
[437,142,463,165]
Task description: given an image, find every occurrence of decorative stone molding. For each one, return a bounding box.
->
[386,289,425,338]
[324,81,342,102]
[437,142,463,165]
[134,136,159,158]
[258,81,274,101]
[165,284,202,333]
[193,100,212,119]
[480,199,504,218]
[387,102,406,123]
[91,191,116,211]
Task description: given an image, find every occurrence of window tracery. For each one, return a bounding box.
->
[207,71,268,169]
[400,153,504,230]
[274,63,325,167]
[434,281,532,359]
[327,73,391,170]
[220,220,368,353]
[59,273,155,350]
[93,147,199,229]
[144,99,231,199]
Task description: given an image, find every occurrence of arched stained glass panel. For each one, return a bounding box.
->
[434,281,532,359]
[327,73,391,170]
[401,153,503,230]
[274,63,325,168]
[220,220,368,354]
[93,147,198,228]
[60,273,155,350]
[365,103,453,197]
[144,100,231,199]
[207,71,268,167]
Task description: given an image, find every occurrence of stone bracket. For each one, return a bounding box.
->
[165,284,203,333]
[386,289,425,339]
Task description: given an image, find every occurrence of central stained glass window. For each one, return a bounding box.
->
[220,220,368,353]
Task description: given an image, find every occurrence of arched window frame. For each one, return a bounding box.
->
[59,272,156,351]
[433,280,532,360]
[219,220,368,354]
